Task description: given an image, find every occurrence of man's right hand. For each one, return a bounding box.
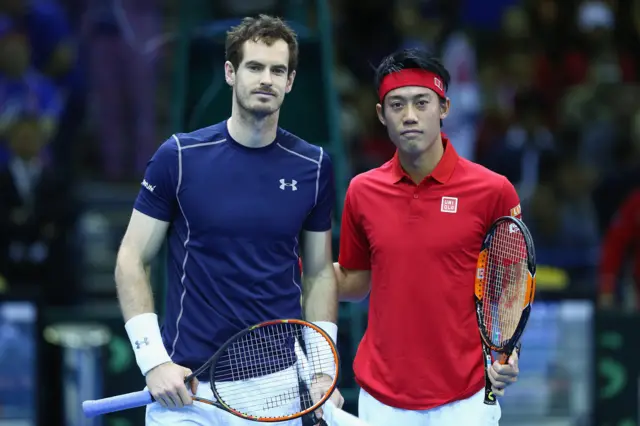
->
[145,362,199,408]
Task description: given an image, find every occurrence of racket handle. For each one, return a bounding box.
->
[498,353,510,365]
[305,411,328,426]
[499,342,523,365]
[83,390,154,417]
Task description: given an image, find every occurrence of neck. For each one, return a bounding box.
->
[227,97,279,148]
[397,133,444,183]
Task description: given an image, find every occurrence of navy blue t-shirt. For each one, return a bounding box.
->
[133,120,335,374]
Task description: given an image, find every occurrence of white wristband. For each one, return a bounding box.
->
[124,313,172,376]
[313,320,338,344]
[303,321,338,380]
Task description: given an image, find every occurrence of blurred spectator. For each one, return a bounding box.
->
[438,9,481,160]
[598,189,640,309]
[494,4,562,120]
[393,0,441,52]
[526,0,567,56]
[0,18,64,166]
[592,107,640,230]
[85,0,160,181]
[480,90,557,204]
[562,0,635,87]
[0,113,75,303]
[527,158,600,292]
[348,86,394,174]
[0,0,82,178]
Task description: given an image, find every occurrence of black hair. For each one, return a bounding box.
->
[374,48,451,101]
[374,48,451,126]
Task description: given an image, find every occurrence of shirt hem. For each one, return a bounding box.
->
[133,204,172,223]
[356,376,485,411]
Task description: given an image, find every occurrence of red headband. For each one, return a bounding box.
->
[378,69,446,102]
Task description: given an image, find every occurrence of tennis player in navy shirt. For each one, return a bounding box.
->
[114,15,342,425]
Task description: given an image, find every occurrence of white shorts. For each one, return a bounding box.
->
[146,365,303,426]
[358,387,501,426]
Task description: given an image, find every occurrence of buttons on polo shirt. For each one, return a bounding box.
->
[413,193,419,199]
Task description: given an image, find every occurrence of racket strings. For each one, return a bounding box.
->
[211,322,335,417]
[482,222,528,346]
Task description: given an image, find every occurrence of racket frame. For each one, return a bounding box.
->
[184,318,341,422]
[474,216,536,405]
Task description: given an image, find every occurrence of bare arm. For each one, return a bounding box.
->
[301,230,338,323]
[115,209,170,321]
[301,230,342,398]
[333,263,371,302]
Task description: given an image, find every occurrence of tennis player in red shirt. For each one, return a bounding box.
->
[334,49,521,425]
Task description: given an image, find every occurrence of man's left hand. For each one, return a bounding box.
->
[488,350,519,398]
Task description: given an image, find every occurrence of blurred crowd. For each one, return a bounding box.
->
[0,0,637,311]
[0,0,164,303]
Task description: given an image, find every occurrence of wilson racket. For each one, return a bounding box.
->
[82,319,340,423]
[474,215,536,405]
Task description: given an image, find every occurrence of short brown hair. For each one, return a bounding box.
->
[225,15,299,75]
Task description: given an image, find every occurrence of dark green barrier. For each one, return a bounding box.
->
[594,311,640,426]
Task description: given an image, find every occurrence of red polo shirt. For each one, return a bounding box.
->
[338,135,521,410]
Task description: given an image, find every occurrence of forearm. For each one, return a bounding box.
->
[302,263,338,379]
[115,246,171,374]
[333,262,370,302]
[115,246,155,321]
[303,263,338,323]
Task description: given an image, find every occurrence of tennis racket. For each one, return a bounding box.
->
[474,215,536,406]
[82,319,340,423]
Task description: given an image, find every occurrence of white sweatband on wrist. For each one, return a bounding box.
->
[303,321,338,380]
[124,313,172,376]
[313,321,338,344]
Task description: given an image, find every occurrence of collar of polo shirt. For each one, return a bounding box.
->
[386,133,459,185]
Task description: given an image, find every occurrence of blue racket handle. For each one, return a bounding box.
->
[83,390,154,417]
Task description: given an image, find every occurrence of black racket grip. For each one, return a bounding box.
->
[305,411,327,426]
[482,343,497,406]
[483,342,523,406]
[483,372,497,406]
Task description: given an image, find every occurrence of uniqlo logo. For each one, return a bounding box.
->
[441,197,458,213]
[434,77,444,92]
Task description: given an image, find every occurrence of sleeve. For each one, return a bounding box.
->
[337,182,371,270]
[491,176,522,223]
[303,150,335,232]
[133,137,179,222]
[598,192,639,295]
